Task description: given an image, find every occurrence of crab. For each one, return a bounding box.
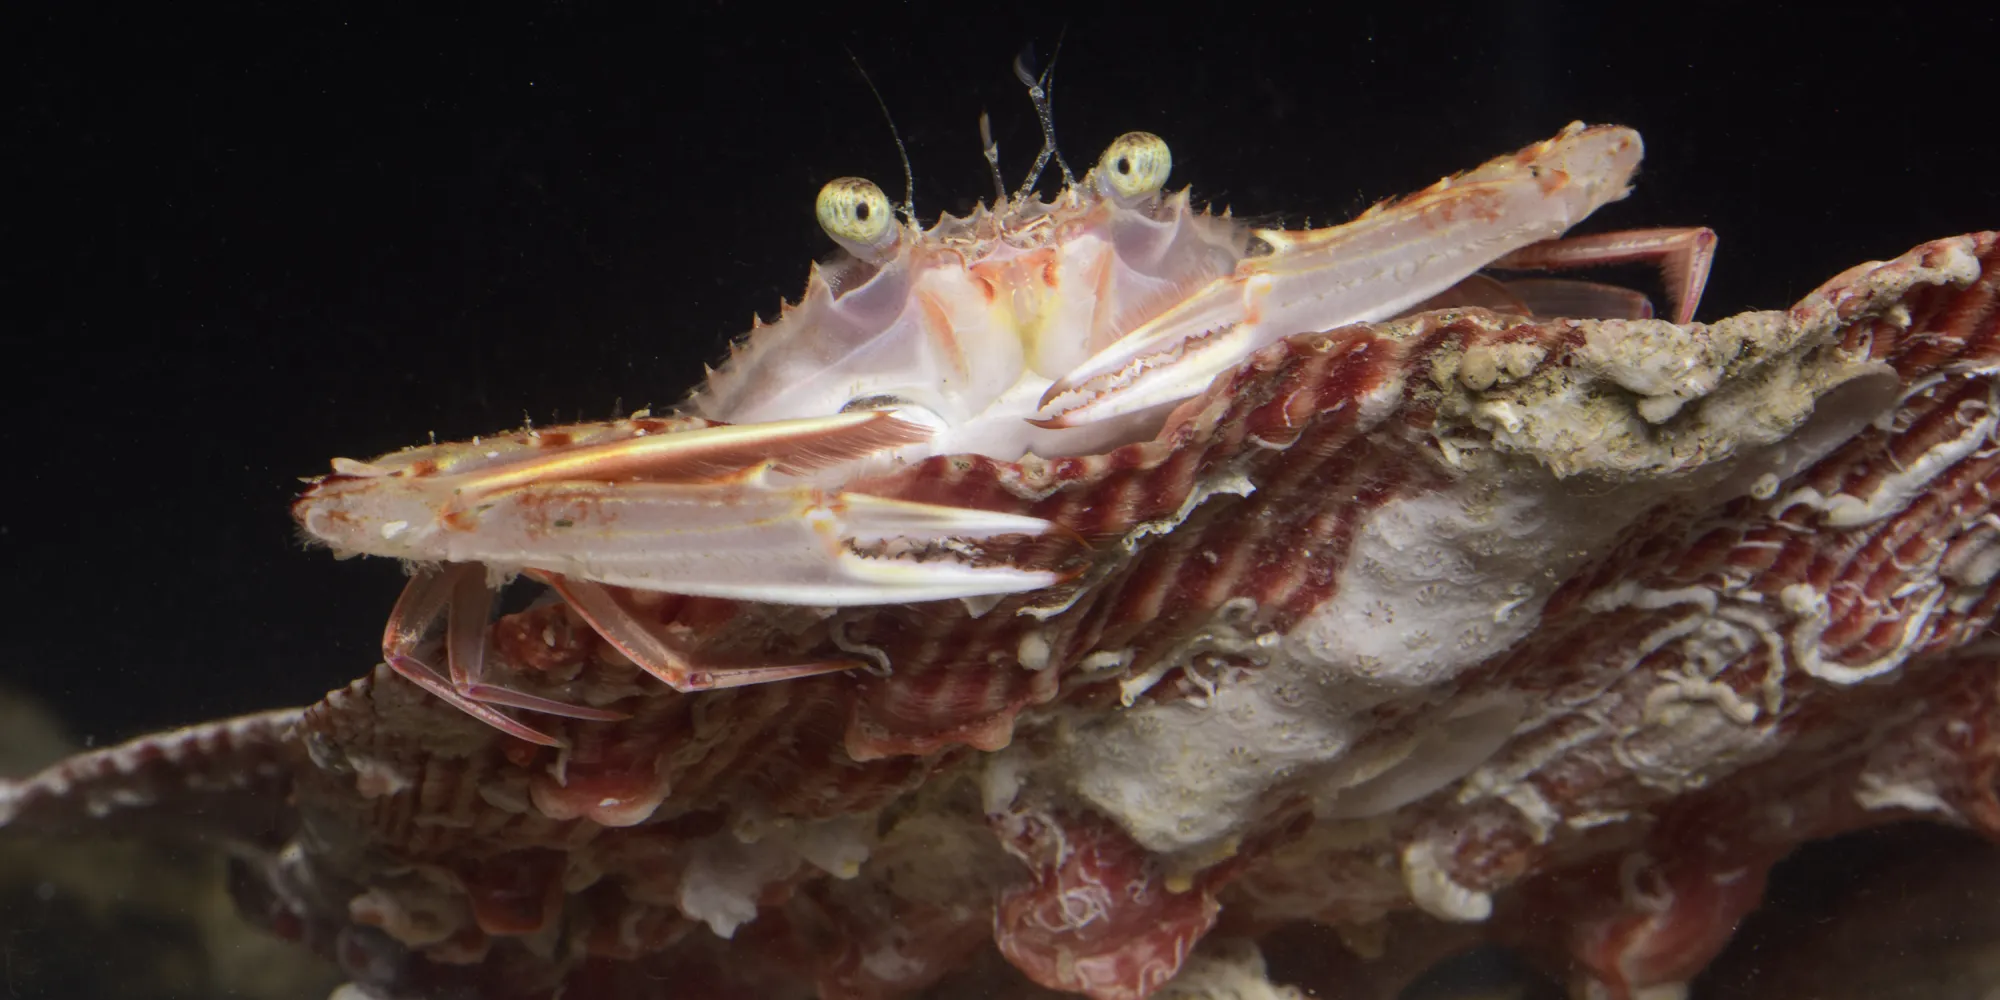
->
[294,78,1717,745]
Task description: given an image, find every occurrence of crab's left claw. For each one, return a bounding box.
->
[1035,123,1647,429]
[1031,288,1267,428]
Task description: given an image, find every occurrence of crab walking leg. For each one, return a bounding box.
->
[432,482,1071,604]
[386,564,627,742]
[545,575,862,692]
[1489,226,1718,323]
[1033,123,1646,428]
[381,567,567,746]
[432,565,631,721]
[1500,278,1660,320]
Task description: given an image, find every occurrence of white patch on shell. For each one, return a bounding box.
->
[349,755,415,799]
[1456,341,1547,392]
[475,778,531,815]
[860,941,932,985]
[1319,696,1526,820]
[1943,516,2000,590]
[787,814,876,880]
[1283,469,1633,691]
[677,833,802,938]
[1848,695,1972,822]
[1017,629,1052,671]
[1400,839,1492,922]
[1781,581,1943,685]
[981,748,1031,816]
[348,884,467,948]
[1610,691,1775,794]
[1060,631,1526,854]
[1354,372,1406,426]
[1063,661,1368,853]
[1853,771,1959,818]
[1152,939,1304,1000]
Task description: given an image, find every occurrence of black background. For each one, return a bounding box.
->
[7,4,1998,745]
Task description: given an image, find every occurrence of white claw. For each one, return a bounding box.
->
[402,482,1061,605]
[1034,319,1264,427]
[836,493,1057,545]
[829,494,1071,600]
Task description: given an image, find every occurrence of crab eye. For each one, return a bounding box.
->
[1096,132,1172,200]
[816,177,898,258]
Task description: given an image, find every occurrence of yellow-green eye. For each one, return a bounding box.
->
[1096,132,1172,199]
[816,177,897,257]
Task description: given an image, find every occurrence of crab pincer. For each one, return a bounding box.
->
[296,410,1073,742]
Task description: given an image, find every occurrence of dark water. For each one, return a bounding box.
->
[5,5,1999,998]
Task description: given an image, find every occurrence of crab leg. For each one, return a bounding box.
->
[1487,226,1717,323]
[1499,278,1658,320]
[419,564,626,723]
[544,575,861,692]
[384,561,868,742]
[380,566,600,746]
[1034,123,1649,428]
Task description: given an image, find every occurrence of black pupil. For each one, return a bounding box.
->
[1116,156,1131,174]
[855,201,871,221]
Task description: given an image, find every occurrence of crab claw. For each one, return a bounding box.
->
[1031,294,1265,428]
[1035,123,1645,428]
[447,484,1067,604]
[298,409,1072,605]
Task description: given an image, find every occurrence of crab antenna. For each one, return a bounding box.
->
[1010,36,1074,201]
[978,111,1007,206]
[844,49,916,226]
[1044,31,1075,186]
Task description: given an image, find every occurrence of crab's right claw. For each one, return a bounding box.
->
[295,408,1078,606]
[438,483,1076,605]
[294,410,937,560]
